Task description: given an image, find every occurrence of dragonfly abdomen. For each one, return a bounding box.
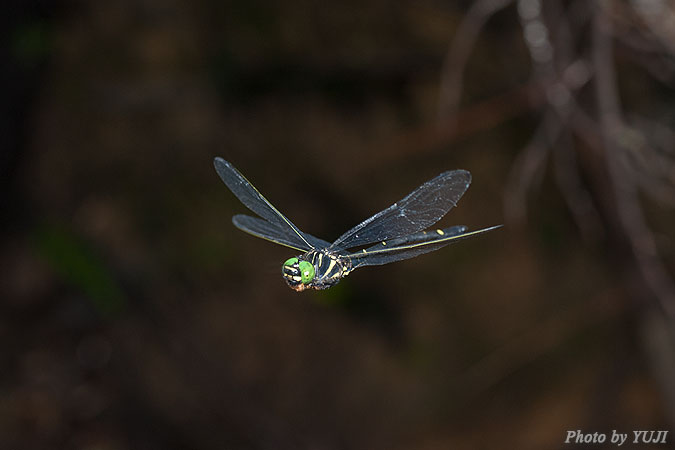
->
[367,225,468,250]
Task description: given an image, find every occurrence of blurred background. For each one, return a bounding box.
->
[2,0,675,448]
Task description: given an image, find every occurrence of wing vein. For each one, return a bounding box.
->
[329,170,472,251]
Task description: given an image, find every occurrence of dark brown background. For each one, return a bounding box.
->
[2,0,675,449]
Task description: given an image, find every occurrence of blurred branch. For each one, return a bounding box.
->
[593,0,675,316]
[358,81,542,174]
[624,0,675,56]
[553,131,604,241]
[504,110,559,223]
[623,116,675,208]
[641,309,675,427]
[433,0,675,425]
[437,0,514,125]
[373,0,675,318]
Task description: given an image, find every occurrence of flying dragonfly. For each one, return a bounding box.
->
[214,157,501,291]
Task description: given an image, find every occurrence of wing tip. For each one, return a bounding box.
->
[213,156,229,169]
[439,169,472,186]
[458,169,472,185]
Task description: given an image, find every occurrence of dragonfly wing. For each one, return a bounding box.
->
[214,158,316,250]
[328,170,472,251]
[233,215,331,251]
[346,225,502,269]
[363,225,467,251]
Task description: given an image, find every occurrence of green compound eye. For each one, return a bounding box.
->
[298,261,315,284]
[283,257,299,268]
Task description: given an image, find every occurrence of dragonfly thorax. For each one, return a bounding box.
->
[281,250,351,291]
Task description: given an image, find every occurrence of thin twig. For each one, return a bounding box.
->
[437,0,514,124]
[505,110,560,223]
[593,0,675,316]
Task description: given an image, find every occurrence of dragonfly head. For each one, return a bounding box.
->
[282,256,316,291]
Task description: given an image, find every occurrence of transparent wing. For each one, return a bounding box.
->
[346,225,502,269]
[328,170,472,251]
[233,215,332,251]
[214,158,316,251]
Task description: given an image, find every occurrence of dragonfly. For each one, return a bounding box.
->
[214,157,501,291]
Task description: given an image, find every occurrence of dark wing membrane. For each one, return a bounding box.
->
[214,158,315,251]
[328,170,472,251]
[346,225,502,269]
[233,215,332,251]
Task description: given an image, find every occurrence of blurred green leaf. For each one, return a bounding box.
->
[32,223,127,316]
[11,21,51,68]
